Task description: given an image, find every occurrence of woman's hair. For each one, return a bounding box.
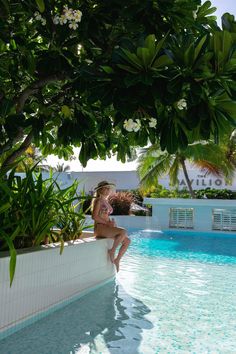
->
[91,187,106,213]
[91,181,115,213]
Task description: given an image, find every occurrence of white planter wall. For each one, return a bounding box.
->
[0,236,115,339]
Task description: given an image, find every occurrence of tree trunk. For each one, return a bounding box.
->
[0,131,34,171]
[180,157,195,198]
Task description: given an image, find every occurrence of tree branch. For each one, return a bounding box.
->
[0,128,24,156]
[1,131,34,169]
[15,73,68,113]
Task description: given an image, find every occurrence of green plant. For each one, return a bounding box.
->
[0,164,88,285]
[195,188,234,199]
[109,192,135,215]
[56,189,92,245]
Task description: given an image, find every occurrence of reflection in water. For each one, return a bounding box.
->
[0,281,152,354]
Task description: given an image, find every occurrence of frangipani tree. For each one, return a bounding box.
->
[0,0,236,171]
[137,141,235,198]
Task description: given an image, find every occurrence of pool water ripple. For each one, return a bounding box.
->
[0,230,236,353]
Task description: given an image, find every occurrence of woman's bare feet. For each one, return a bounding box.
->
[108,249,115,263]
[113,258,120,272]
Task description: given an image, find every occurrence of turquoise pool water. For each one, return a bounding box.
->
[1,230,236,353]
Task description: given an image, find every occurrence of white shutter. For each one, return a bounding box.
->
[169,208,194,229]
[212,209,236,231]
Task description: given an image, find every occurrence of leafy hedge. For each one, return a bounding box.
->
[142,185,236,199]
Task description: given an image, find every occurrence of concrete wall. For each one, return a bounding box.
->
[0,235,115,339]
[144,198,236,231]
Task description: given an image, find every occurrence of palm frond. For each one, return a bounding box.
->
[137,147,174,190]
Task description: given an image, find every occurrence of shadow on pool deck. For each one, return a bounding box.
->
[0,280,153,354]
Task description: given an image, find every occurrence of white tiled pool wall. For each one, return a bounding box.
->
[0,236,115,340]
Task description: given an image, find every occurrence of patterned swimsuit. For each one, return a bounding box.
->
[95,198,113,226]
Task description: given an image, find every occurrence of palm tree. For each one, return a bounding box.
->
[137,141,235,198]
[54,162,70,172]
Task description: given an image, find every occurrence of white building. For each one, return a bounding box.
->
[17,168,236,193]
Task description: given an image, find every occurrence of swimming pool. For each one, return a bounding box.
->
[0,230,236,353]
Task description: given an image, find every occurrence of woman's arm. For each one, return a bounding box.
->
[92,199,110,225]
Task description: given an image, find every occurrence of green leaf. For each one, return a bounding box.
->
[218,101,236,119]
[144,34,156,58]
[194,35,207,62]
[184,43,195,66]
[120,48,143,69]
[0,202,11,213]
[117,64,139,74]
[4,236,17,287]
[137,47,151,69]
[36,0,45,13]
[61,105,71,118]
[100,66,114,74]
[152,55,173,68]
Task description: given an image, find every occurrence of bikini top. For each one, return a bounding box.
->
[99,198,113,215]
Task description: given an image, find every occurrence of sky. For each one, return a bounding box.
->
[47,0,236,172]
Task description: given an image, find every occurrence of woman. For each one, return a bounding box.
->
[91,180,131,272]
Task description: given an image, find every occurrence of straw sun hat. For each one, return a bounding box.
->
[94,180,116,191]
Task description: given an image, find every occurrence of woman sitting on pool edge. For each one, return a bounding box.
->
[91,180,131,272]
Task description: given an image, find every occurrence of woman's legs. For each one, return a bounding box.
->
[113,237,131,272]
[94,224,130,271]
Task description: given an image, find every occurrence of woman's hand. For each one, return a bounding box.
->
[108,218,116,227]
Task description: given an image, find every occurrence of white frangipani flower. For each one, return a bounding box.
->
[64,8,74,21]
[123,119,141,132]
[69,21,78,30]
[149,117,157,128]
[53,7,82,30]
[53,15,60,24]
[34,11,47,26]
[123,119,135,132]
[73,10,82,23]
[133,119,141,132]
[34,12,42,21]
[177,98,187,110]
[60,14,68,24]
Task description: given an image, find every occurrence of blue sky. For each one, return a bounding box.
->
[212,0,236,23]
[47,0,236,171]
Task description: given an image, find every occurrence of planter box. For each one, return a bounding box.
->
[0,233,115,339]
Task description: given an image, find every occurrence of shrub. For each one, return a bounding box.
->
[0,165,88,285]
[109,191,135,215]
[195,188,234,199]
